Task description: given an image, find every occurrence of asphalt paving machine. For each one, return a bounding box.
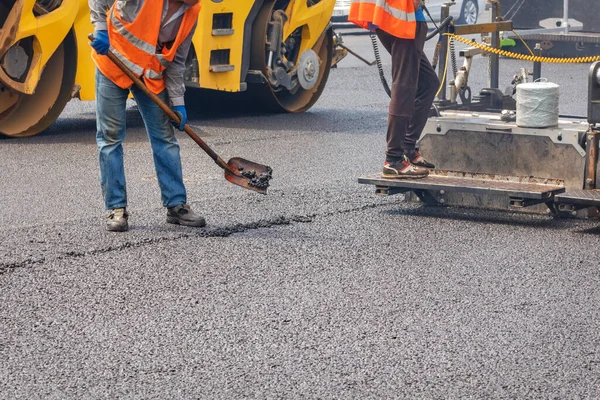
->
[359,0,600,218]
[502,0,600,59]
[0,0,346,137]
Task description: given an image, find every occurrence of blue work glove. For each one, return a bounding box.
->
[171,105,187,131]
[90,30,110,55]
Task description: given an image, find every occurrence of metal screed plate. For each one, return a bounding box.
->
[555,190,600,207]
[358,171,565,200]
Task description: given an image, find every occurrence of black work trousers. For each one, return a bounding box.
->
[377,22,440,160]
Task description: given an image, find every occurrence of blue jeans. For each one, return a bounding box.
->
[95,69,187,210]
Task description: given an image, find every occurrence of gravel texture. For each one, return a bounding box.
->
[1,31,600,399]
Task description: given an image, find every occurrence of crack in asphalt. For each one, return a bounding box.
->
[0,200,397,276]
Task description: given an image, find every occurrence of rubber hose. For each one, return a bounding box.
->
[370,32,392,98]
[371,15,453,98]
[425,16,453,41]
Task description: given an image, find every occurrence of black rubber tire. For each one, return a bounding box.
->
[246,0,333,113]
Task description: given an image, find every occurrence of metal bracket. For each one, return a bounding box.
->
[375,186,410,196]
[509,195,553,208]
[414,190,443,206]
[245,70,267,84]
[452,21,514,35]
[585,127,599,189]
[546,201,560,215]
[557,203,588,212]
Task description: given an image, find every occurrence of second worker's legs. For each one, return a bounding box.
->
[376,28,422,162]
[377,28,429,178]
[404,22,440,156]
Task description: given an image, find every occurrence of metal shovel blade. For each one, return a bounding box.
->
[225,157,273,194]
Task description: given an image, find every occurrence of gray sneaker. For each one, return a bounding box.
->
[106,208,129,232]
[166,204,206,227]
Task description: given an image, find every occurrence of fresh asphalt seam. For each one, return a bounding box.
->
[0,200,398,275]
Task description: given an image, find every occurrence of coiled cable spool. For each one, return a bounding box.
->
[516,80,560,128]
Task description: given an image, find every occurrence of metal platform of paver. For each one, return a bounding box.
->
[359,171,566,206]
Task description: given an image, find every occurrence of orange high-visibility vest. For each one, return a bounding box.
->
[92,0,201,94]
[349,0,417,39]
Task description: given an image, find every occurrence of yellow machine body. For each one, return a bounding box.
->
[0,0,340,137]
[0,0,78,94]
[192,0,334,92]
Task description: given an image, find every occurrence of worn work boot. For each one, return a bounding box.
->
[382,156,429,179]
[106,208,129,232]
[166,204,206,227]
[406,150,436,169]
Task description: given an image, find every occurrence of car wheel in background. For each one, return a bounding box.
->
[458,0,479,25]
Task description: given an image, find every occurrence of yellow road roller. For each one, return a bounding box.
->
[0,0,343,137]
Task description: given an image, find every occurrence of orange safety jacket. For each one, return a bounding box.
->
[348,0,417,39]
[92,0,201,94]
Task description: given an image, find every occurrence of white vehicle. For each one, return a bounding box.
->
[332,0,351,21]
[424,0,486,25]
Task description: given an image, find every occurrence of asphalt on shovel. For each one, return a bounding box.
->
[90,35,272,194]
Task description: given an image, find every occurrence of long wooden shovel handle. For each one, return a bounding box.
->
[89,35,236,175]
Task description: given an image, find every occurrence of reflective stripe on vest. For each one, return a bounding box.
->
[356,0,415,22]
[92,1,200,93]
[109,7,155,69]
[349,0,417,39]
[109,6,172,81]
[111,46,144,76]
[145,69,163,79]
[110,9,156,55]
[156,54,169,68]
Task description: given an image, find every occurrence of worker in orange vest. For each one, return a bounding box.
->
[89,0,206,232]
[349,0,440,179]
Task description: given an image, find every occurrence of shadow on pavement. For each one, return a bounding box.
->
[383,204,594,231]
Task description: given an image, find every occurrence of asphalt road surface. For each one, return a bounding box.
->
[2,32,600,399]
